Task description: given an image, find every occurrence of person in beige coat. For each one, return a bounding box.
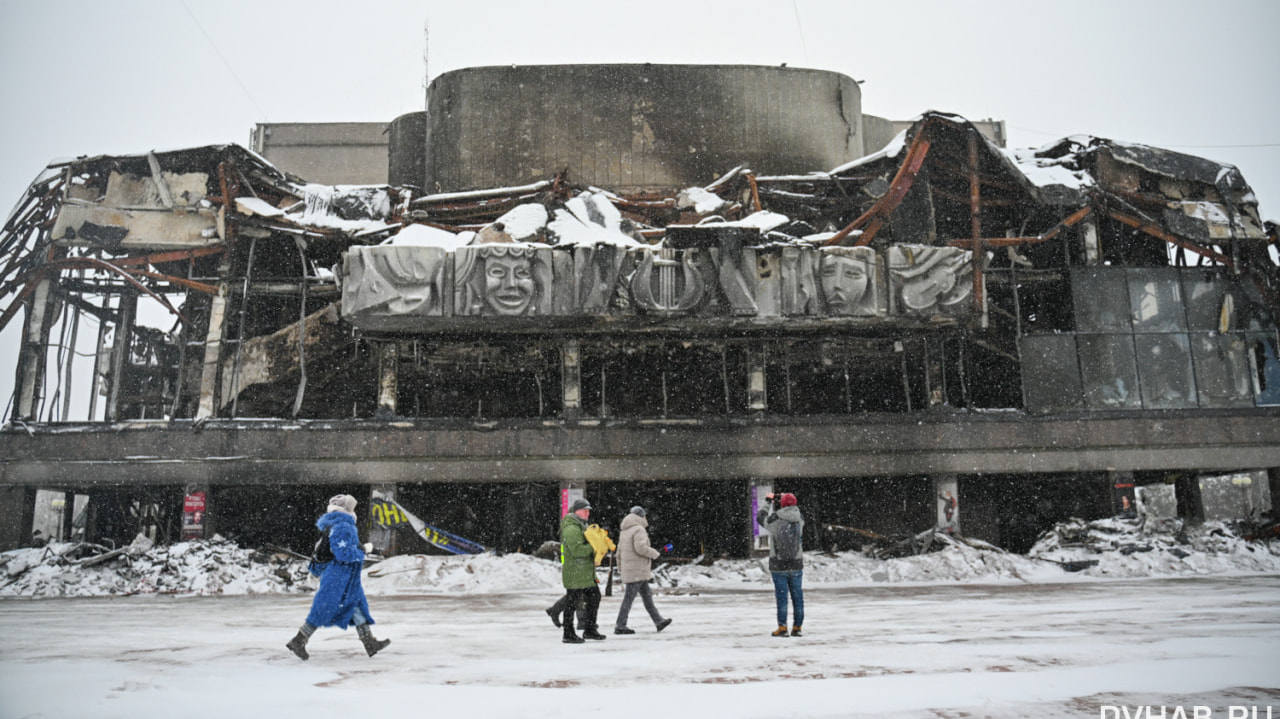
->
[613,506,673,635]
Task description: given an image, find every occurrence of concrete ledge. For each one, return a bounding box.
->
[2,410,1278,488]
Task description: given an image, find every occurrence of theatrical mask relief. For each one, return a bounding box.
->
[340,242,981,329]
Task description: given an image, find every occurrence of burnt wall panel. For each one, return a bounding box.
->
[1128,267,1188,333]
[1190,333,1254,408]
[1020,334,1084,413]
[1078,334,1142,410]
[424,65,863,192]
[1134,333,1197,409]
[1073,268,1132,333]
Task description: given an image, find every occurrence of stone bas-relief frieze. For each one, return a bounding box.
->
[888,245,979,316]
[340,241,980,330]
[341,245,449,319]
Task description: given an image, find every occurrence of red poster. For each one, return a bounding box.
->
[182,492,206,539]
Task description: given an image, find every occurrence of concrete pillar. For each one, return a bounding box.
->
[196,288,229,420]
[1082,219,1101,266]
[14,279,56,421]
[561,340,581,419]
[105,291,137,423]
[925,339,946,408]
[747,347,767,412]
[560,481,586,518]
[1108,471,1137,517]
[1270,468,1280,517]
[748,480,773,557]
[369,484,399,555]
[933,474,959,534]
[375,342,399,419]
[181,485,208,540]
[0,486,38,550]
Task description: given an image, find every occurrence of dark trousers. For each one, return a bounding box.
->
[615,580,663,630]
[562,585,601,637]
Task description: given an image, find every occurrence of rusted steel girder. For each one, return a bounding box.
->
[944,207,1094,249]
[1108,210,1233,268]
[0,257,190,332]
[968,131,983,314]
[109,245,225,268]
[824,123,935,247]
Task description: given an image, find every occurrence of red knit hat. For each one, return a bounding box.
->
[779,493,797,507]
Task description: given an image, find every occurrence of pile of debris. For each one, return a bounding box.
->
[1028,516,1280,577]
[822,523,1001,560]
[0,534,311,597]
[3,516,1278,598]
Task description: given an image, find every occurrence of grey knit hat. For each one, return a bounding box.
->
[569,498,591,512]
[630,505,646,517]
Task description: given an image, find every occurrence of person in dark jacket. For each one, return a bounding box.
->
[286,494,390,660]
[613,506,672,635]
[757,492,804,637]
[559,498,606,643]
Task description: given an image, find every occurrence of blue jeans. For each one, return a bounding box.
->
[771,570,804,627]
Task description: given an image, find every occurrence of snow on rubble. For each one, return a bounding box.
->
[2,517,1276,599]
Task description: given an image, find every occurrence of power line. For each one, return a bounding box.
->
[1009,124,1279,149]
[181,1,268,121]
[792,0,810,65]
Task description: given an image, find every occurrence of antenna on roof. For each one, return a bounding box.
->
[423,18,430,94]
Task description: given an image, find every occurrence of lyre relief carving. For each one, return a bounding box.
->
[631,247,706,313]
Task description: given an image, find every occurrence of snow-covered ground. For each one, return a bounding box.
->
[1,518,1278,718]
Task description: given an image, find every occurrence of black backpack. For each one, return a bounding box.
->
[308,530,334,575]
[774,519,801,559]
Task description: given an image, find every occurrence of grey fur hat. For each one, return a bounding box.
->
[630,505,646,517]
[327,494,357,514]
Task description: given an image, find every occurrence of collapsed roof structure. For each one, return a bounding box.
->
[1,67,1277,558]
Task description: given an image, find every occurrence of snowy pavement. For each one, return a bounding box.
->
[1,576,1277,719]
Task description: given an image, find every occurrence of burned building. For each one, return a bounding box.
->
[1,65,1277,558]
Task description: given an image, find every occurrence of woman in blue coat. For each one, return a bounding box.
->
[286,494,390,659]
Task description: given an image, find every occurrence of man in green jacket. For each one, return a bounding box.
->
[560,498,606,643]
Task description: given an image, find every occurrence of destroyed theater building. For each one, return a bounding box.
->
[1,64,1277,558]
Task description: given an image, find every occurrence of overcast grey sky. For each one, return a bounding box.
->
[2,0,1278,417]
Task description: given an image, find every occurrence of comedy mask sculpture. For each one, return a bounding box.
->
[455,245,553,316]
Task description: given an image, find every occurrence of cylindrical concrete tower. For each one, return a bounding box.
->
[417,64,865,194]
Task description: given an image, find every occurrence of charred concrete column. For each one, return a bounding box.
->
[748,480,773,557]
[376,342,398,419]
[369,484,398,555]
[933,475,959,534]
[925,339,946,408]
[747,346,767,412]
[181,485,207,540]
[560,481,586,518]
[1081,219,1101,266]
[105,291,137,423]
[561,340,582,419]
[14,278,56,421]
[196,261,232,420]
[1108,471,1137,517]
[0,486,37,550]
[1270,468,1280,517]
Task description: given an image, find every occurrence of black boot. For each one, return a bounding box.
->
[357,625,390,657]
[545,606,561,628]
[582,626,607,641]
[286,631,310,661]
[563,631,585,644]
